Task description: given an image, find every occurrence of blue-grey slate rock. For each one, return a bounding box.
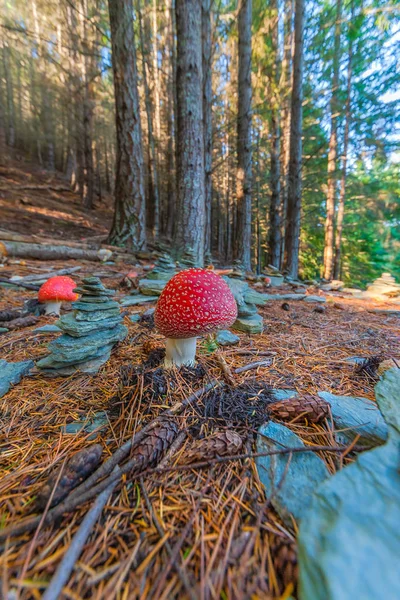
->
[216,330,240,346]
[63,410,108,436]
[257,421,330,525]
[33,324,62,333]
[139,279,166,296]
[232,314,263,334]
[319,390,388,447]
[129,313,141,323]
[298,369,400,600]
[57,312,122,337]
[0,359,34,397]
[120,295,158,306]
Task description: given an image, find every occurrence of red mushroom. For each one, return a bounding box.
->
[155,268,237,367]
[38,276,79,316]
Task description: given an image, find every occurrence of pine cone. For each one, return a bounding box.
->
[183,430,243,463]
[130,421,179,472]
[271,538,298,593]
[35,444,103,510]
[269,394,329,423]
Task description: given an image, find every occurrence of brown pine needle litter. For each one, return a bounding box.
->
[1,263,400,599]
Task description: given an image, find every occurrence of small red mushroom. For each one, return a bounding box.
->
[155,268,237,367]
[38,276,79,316]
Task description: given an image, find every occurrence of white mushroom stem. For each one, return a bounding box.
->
[44,300,62,316]
[164,337,197,368]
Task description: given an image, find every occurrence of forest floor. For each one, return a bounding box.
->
[1,159,400,599]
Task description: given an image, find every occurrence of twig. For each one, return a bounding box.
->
[235,360,272,373]
[42,469,119,600]
[215,351,235,385]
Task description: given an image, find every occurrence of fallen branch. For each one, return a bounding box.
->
[0,277,40,291]
[0,241,109,262]
[42,470,119,600]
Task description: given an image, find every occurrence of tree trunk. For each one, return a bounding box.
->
[79,0,95,209]
[165,0,177,241]
[283,0,305,279]
[323,0,342,280]
[3,33,15,148]
[108,0,146,250]
[138,0,160,238]
[334,10,353,280]
[279,0,294,267]
[268,0,281,269]
[174,0,205,266]
[202,0,212,261]
[236,0,253,271]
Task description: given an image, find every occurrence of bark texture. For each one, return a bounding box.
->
[236,0,253,271]
[174,0,205,266]
[202,0,212,260]
[334,8,353,280]
[284,0,304,279]
[108,0,146,250]
[323,0,342,280]
[268,0,281,269]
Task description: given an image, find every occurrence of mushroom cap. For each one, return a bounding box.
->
[155,268,238,339]
[38,276,79,303]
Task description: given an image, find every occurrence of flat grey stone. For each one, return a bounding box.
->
[139,279,166,296]
[75,308,121,321]
[63,410,108,436]
[129,314,141,323]
[72,300,120,311]
[304,295,326,303]
[0,359,34,397]
[260,293,306,301]
[243,289,270,306]
[37,325,127,366]
[57,313,122,337]
[216,330,240,346]
[237,301,258,317]
[33,324,62,333]
[38,343,115,371]
[74,295,111,304]
[232,314,263,334]
[120,295,158,306]
[257,421,330,525]
[0,327,9,333]
[319,391,388,447]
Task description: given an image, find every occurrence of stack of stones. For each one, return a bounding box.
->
[37,277,127,376]
[365,273,400,300]
[223,274,266,334]
[179,248,197,269]
[139,252,176,297]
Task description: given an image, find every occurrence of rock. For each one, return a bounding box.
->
[37,277,127,376]
[304,295,326,303]
[313,305,326,313]
[139,279,166,296]
[0,359,34,397]
[232,314,263,334]
[216,329,240,346]
[0,327,9,333]
[320,280,344,291]
[120,295,158,306]
[63,410,108,436]
[260,293,306,301]
[281,302,291,311]
[33,324,62,333]
[256,422,330,525]
[243,288,269,306]
[146,252,176,281]
[56,313,122,337]
[129,313,141,323]
[364,272,400,299]
[319,391,388,447]
[298,369,400,600]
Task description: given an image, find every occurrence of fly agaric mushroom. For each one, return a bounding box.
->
[154,268,237,368]
[38,276,79,315]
